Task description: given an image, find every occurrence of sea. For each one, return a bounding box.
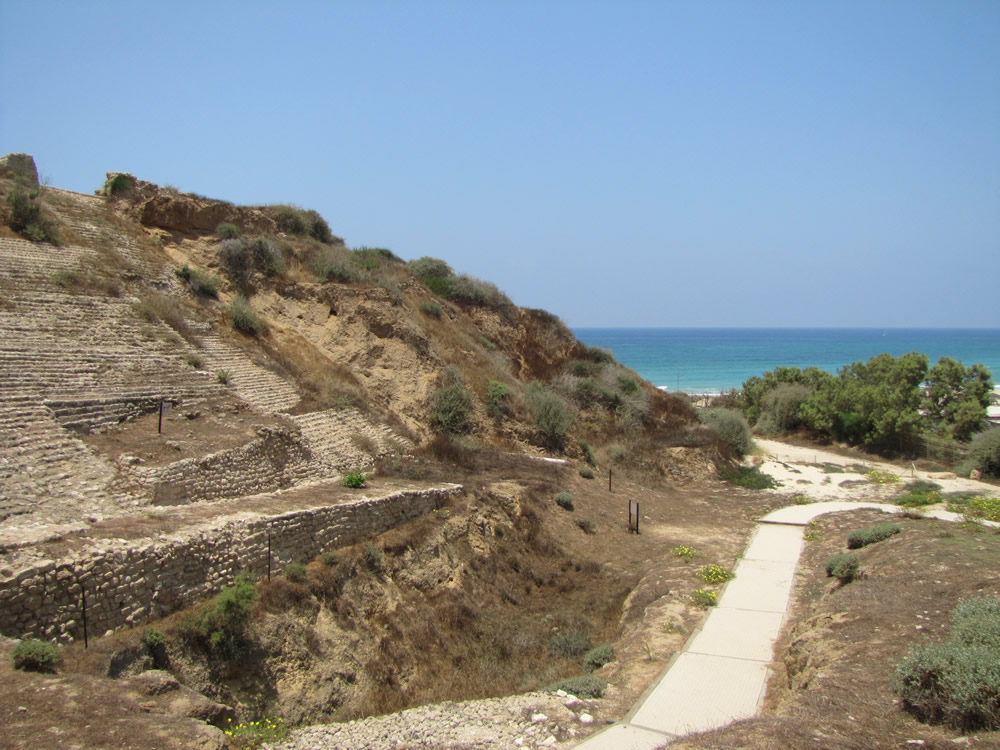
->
[572,328,1000,396]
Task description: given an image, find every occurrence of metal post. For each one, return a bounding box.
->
[635,503,639,535]
[158,399,164,435]
[267,525,272,582]
[81,585,88,649]
[608,466,612,493]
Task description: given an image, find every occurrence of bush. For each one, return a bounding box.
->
[755,383,811,434]
[4,179,57,243]
[217,369,231,385]
[895,480,943,508]
[317,257,358,283]
[949,496,1000,523]
[250,237,285,276]
[102,173,135,197]
[283,563,307,583]
[699,408,754,455]
[578,466,594,479]
[690,589,718,607]
[671,545,699,561]
[363,543,384,571]
[409,256,453,280]
[825,553,860,582]
[216,222,241,239]
[965,429,1000,479]
[555,492,574,511]
[719,465,779,489]
[340,470,367,488]
[231,295,268,336]
[143,629,166,650]
[894,597,1000,731]
[865,469,901,484]
[420,301,442,319]
[272,205,307,236]
[547,675,607,699]
[181,573,257,658]
[579,441,596,467]
[549,629,592,658]
[12,639,59,672]
[176,264,219,297]
[584,644,615,671]
[486,380,511,419]
[219,238,252,286]
[321,550,338,567]
[525,383,574,449]
[699,564,735,584]
[576,518,596,534]
[847,522,901,549]
[431,381,473,434]
[224,717,289,749]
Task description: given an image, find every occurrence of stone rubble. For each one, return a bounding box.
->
[268,691,603,750]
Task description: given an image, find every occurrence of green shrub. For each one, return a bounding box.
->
[420,301,442,319]
[948,496,1000,523]
[250,237,285,276]
[555,491,574,511]
[283,563,307,583]
[579,466,594,479]
[847,522,902,549]
[670,546,699,561]
[143,629,166,649]
[409,256,453,280]
[216,222,241,239]
[224,717,289,749]
[272,206,307,236]
[576,518,596,534]
[895,480,943,508]
[176,264,219,297]
[755,383,811,434]
[12,639,59,672]
[950,598,1000,651]
[525,383,574,449]
[866,469,902,484]
[894,600,1000,731]
[321,550,338,567]
[340,470,367,488]
[4,179,57,243]
[431,381,473,434]
[181,573,257,658]
[719,465,779,489]
[103,173,135,197]
[584,644,615,671]
[699,564,735,584]
[219,238,252,286]
[231,295,268,336]
[690,589,718,607]
[363,543,384,571]
[305,209,334,243]
[547,675,607,698]
[486,380,511,419]
[965,429,1000,479]
[216,369,231,385]
[549,629,592,658]
[478,335,496,351]
[579,441,596,467]
[317,257,358,283]
[699,407,754,455]
[825,553,860,582]
[586,346,614,364]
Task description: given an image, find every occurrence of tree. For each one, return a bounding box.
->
[923,358,993,441]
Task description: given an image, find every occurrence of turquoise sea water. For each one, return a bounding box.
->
[572,328,1000,395]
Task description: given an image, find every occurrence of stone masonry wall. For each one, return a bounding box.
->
[116,427,314,504]
[0,485,461,642]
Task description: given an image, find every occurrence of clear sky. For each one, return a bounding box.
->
[2,1,998,328]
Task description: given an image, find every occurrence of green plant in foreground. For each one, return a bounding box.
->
[224,717,289,749]
[690,589,718,608]
[555,491,574,511]
[825,553,860,583]
[12,639,59,673]
[699,564,735,584]
[894,596,1000,731]
[340,471,367,488]
[575,518,596,534]
[216,369,231,385]
[363,542,384,571]
[486,380,511,420]
[847,522,902,549]
[176,264,219,297]
[420,301,443,319]
[180,572,257,659]
[549,629,592,658]
[947,496,1000,523]
[578,466,595,479]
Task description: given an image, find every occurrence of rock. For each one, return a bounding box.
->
[579,713,594,724]
[970,469,982,480]
[0,153,38,184]
[531,713,548,723]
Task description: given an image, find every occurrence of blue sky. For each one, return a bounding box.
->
[2,1,998,327]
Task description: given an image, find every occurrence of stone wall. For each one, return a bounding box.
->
[0,485,461,642]
[116,427,314,504]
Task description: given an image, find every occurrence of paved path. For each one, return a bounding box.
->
[574,501,998,749]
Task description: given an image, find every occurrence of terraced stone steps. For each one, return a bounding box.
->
[291,408,411,476]
[199,335,300,414]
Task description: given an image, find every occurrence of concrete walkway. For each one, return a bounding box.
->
[574,501,998,749]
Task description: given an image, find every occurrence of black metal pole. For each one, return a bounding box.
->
[158,400,164,435]
[267,527,271,582]
[608,466,612,493]
[636,503,639,535]
[81,585,88,649]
